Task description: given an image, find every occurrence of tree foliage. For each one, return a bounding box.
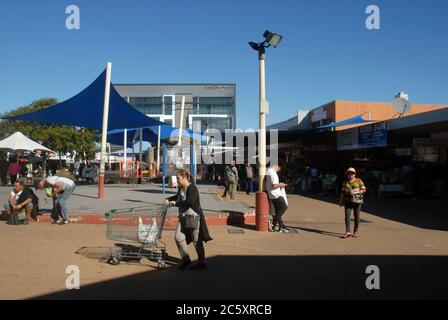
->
[0,98,99,160]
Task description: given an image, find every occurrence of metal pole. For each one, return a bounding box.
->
[191,140,196,183]
[162,144,167,196]
[258,53,266,191]
[178,96,185,145]
[123,128,127,178]
[156,126,161,175]
[98,62,112,199]
[139,128,143,183]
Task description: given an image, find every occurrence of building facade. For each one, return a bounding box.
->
[114,84,236,134]
[268,99,447,131]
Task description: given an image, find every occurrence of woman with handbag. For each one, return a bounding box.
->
[339,167,366,239]
[165,169,213,270]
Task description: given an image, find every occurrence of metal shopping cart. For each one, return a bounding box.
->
[105,204,169,269]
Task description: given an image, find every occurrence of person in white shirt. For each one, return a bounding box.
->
[35,175,76,224]
[265,164,290,232]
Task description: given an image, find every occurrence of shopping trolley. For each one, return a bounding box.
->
[105,204,169,269]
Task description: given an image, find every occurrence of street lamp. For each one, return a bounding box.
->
[249,30,283,191]
[249,30,283,231]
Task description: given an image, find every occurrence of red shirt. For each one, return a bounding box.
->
[8,162,20,175]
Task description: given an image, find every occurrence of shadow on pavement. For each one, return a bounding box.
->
[131,189,177,195]
[299,193,448,231]
[32,255,448,300]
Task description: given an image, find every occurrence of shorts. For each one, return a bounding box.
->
[4,200,33,209]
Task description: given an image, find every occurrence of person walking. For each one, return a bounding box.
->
[165,169,213,270]
[245,163,254,195]
[35,175,76,225]
[266,163,290,233]
[221,160,238,200]
[8,156,20,185]
[339,167,366,239]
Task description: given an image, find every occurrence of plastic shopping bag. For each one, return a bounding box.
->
[137,217,159,244]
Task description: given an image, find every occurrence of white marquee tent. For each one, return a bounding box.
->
[0,132,53,153]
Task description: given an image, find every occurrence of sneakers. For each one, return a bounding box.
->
[189,261,207,270]
[279,226,291,233]
[268,220,275,232]
[178,256,192,270]
[57,219,69,225]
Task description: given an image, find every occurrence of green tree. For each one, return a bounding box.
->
[0,98,99,162]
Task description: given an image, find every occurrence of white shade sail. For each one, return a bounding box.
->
[0,132,53,153]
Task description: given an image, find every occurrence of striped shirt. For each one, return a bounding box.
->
[341,178,366,201]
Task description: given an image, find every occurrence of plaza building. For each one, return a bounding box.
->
[114,84,236,134]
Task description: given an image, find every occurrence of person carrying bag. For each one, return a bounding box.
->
[165,169,213,270]
[339,167,366,239]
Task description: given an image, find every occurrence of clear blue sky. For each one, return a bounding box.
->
[1,0,447,129]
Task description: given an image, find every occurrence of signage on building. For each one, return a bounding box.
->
[358,121,387,148]
[337,121,387,150]
[204,85,235,90]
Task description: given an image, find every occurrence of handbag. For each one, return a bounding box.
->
[350,192,364,204]
[183,208,200,229]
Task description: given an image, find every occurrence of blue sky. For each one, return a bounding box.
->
[0,0,447,129]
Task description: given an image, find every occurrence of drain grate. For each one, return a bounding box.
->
[227,229,245,234]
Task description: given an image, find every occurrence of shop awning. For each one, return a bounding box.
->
[2,69,166,130]
[316,114,374,129]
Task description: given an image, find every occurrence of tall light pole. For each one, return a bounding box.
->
[98,61,112,199]
[249,30,283,231]
[249,30,283,191]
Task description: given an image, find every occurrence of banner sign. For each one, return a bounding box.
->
[337,121,387,150]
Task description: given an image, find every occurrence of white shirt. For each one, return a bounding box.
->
[265,167,288,205]
[45,176,75,190]
[10,189,23,201]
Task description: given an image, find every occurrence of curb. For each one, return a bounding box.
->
[35,210,256,228]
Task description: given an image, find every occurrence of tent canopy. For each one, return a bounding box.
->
[0,132,53,153]
[107,127,159,147]
[316,113,375,129]
[110,141,151,155]
[3,69,166,130]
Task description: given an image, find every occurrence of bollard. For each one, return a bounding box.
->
[255,191,269,231]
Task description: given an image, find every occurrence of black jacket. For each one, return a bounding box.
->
[17,186,39,207]
[167,184,213,244]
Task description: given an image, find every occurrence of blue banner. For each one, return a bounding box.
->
[358,121,387,148]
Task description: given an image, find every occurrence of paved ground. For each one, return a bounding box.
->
[0,183,251,217]
[1,185,447,300]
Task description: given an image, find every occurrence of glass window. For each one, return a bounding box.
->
[163,96,173,115]
[192,97,234,115]
[129,97,163,114]
[196,117,232,133]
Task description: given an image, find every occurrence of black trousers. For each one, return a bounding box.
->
[344,202,361,233]
[271,197,288,228]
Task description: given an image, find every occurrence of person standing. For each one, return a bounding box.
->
[8,157,20,185]
[221,160,238,200]
[35,175,76,224]
[0,155,9,186]
[266,163,290,233]
[245,163,254,195]
[339,167,366,239]
[165,169,213,270]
